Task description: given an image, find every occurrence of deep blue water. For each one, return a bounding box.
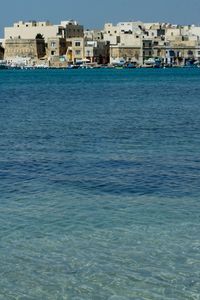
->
[0,68,200,299]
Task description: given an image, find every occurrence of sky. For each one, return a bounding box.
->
[1,0,200,37]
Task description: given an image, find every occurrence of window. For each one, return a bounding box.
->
[75,42,81,47]
[51,42,56,48]
[198,51,200,55]
[51,51,55,55]
[75,50,81,55]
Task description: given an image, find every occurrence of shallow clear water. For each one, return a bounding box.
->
[0,68,200,299]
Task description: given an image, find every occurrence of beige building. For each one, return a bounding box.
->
[84,29,104,41]
[110,45,142,64]
[104,22,143,46]
[47,37,67,57]
[4,20,84,65]
[4,20,83,42]
[61,20,84,38]
[46,37,69,67]
[4,37,46,61]
[103,22,153,64]
[66,37,85,63]
[85,40,109,64]
[5,21,61,42]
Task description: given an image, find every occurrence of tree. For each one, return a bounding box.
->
[36,33,44,40]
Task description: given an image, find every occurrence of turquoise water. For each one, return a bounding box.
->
[0,68,200,299]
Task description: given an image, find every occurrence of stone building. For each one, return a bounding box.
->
[4,20,84,64]
[47,37,67,57]
[4,20,84,42]
[103,22,148,64]
[143,39,153,61]
[84,29,104,41]
[85,40,109,64]
[46,37,69,67]
[66,37,85,63]
[110,46,141,64]
[61,20,84,38]
[5,21,61,42]
[4,37,46,61]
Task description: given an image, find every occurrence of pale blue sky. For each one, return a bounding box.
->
[1,0,200,37]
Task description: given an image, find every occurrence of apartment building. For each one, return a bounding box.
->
[66,37,85,63]
[84,29,104,41]
[85,40,109,64]
[103,22,144,64]
[47,37,67,57]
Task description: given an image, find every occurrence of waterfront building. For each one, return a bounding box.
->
[46,37,68,67]
[66,37,85,63]
[47,37,67,58]
[85,40,109,64]
[4,37,46,62]
[4,20,83,42]
[104,22,145,64]
[60,20,84,38]
[5,21,62,42]
[3,20,84,65]
[109,44,142,65]
[2,19,200,67]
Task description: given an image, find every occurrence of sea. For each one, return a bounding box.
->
[0,68,200,300]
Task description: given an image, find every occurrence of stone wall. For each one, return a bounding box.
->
[4,38,46,60]
[110,46,141,63]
